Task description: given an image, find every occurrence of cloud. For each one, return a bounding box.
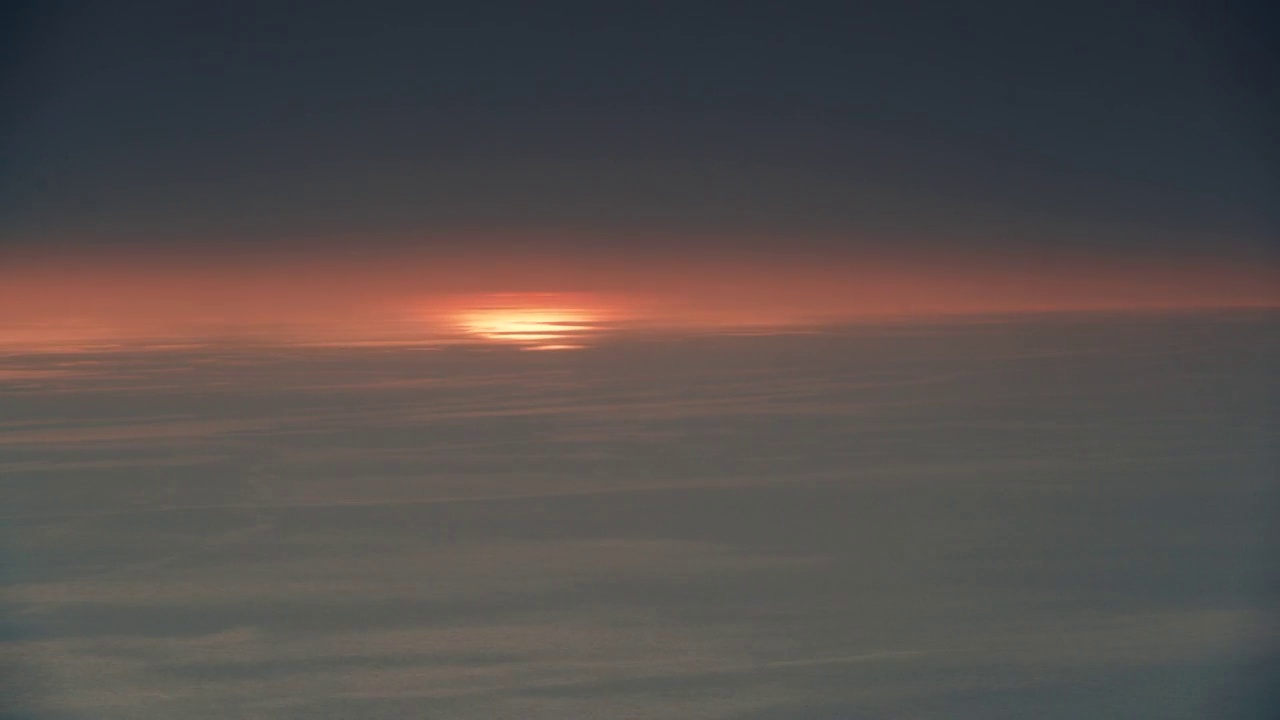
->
[0,419,276,446]
[11,606,1272,720]
[10,539,811,718]
[11,538,816,613]
[3,316,1275,719]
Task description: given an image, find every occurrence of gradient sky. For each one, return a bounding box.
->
[3,7,1279,715]
[1,1,1277,338]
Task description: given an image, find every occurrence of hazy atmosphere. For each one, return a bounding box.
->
[2,2,1277,718]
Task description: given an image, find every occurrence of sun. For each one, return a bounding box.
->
[445,293,610,349]
[460,307,590,343]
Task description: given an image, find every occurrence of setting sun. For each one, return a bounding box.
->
[461,308,589,342]
[444,293,617,349]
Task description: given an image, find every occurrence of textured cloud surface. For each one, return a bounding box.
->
[3,311,1277,718]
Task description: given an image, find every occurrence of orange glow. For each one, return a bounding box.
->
[0,240,1276,351]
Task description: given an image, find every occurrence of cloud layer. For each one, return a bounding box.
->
[3,312,1277,718]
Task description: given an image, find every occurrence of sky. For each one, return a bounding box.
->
[2,6,1278,716]
[1,1,1278,338]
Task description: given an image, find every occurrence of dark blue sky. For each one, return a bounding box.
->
[3,1,1276,261]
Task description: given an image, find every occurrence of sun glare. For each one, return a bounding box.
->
[449,294,607,349]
